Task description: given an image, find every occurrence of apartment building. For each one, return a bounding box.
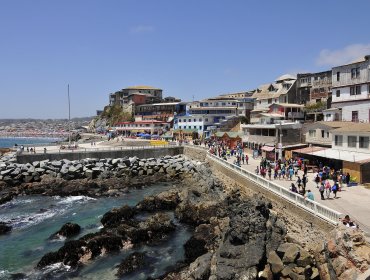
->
[109,86,163,107]
[296,70,332,105]
[331,55,370,122]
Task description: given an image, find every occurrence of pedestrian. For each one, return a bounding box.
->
[241,154,245,165]
[345,172,350,187]
[255,166,259,175]
[314,173,320,188]
[289,167,294,180]
[305,190,314,201]
[296,176,302,189]
[43,147,47,154]
[332,181,339,198]
[268,167,272,180]
[245,154,249,165]
[302,174,307,193]
[319,182,325,200]
[290,183,298,193]
[325,179,331,199]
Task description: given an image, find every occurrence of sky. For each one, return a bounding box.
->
[1,0,370,119]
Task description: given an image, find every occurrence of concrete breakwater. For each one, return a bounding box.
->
[16,146,184,164]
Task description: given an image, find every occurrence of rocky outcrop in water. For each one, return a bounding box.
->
[0,222,12,235]
[50,222,81,239]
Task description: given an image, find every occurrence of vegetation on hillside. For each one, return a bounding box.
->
[303,101,327,113]
[99,105,134,126]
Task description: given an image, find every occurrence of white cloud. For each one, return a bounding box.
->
[316,43,370,66]
[130,25,155,34]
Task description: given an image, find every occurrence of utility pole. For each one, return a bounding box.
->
[279,123,283,160]
[68,84,71,146]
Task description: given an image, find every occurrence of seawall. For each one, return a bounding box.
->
[16,146,184,164]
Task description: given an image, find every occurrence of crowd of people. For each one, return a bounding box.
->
[205,139,353,203]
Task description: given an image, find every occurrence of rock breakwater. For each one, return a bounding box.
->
[0,155,199,202]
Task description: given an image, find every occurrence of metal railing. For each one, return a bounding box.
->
[17,143,179,156]
[205,152,342,225]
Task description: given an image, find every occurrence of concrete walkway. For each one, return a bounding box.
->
[224,152,370,235]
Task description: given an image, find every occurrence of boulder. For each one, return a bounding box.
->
[267,251,284,274]
[0,222,12,235]
[282,243,300,263]
[51,222,81,238]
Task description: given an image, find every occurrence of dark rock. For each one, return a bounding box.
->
[51,222,81,238]
[0,222,12,235]
[101,205,136,227]
[85,234,123,258]
[37,240,87,268]
[184,236,208,263]
[136,190,179,212]
[116,252,146,277]
[0,192,14,205]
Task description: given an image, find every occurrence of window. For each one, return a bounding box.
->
[336,90,340,97]
[199,126,202,130]
[320,88,325,93]
[198,118,202,122]
[368,84,370,94]
[309,130,316,137]
[327,132,330,138]
[351,67,360,79]
[321,130,325,138]
[350,85,361,95]
[352,111,359,122]
[178,119,182,122]
[336,72,340,81]
[335,135,343,146]
[359,137,369,149]
[348,136,357,148]
[268,98,272,104]
[356,85,361,95]
[193,119,196,122]
[188,119,191,122]
[183,119,186,122]
[205,118,208,122]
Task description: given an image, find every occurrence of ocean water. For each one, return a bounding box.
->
[0,137,62,148]
[0,183,190,280]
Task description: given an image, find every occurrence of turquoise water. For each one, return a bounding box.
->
[0,137,62,148]
[0,183,190,279]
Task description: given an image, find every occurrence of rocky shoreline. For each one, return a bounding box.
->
[1,153,370,279]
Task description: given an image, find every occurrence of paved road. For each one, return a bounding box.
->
[224,152,370,235]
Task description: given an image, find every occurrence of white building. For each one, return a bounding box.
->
[331,55,370,122]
